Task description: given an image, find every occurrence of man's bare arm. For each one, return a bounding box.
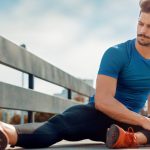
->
[95,75,150,130]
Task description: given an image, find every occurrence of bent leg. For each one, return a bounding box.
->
[59,103,116,142]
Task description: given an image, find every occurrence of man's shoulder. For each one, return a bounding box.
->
[107,39,135,58]
[99,39,135,78]
[113,39,135,52]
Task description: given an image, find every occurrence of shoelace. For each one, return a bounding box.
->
[125,127,138,147]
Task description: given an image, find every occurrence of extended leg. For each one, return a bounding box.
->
[0,103,117,148]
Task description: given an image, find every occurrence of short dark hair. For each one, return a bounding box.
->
[139,0,150,13]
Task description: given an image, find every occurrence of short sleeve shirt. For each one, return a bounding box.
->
[90,39,150,113]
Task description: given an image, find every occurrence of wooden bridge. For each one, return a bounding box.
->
[0,36,149,149]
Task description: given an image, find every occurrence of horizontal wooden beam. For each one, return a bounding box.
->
[0,82,80,114]
[0,36,95,97]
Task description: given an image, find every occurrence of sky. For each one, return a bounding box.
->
[0,0,140,95]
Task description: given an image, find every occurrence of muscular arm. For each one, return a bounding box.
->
[95,75,150,130]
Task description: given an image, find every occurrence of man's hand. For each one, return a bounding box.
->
[141,116,150,130]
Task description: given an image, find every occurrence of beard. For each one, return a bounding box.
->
[137,34,150,46]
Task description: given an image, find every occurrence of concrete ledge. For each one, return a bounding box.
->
[6,140,150,150]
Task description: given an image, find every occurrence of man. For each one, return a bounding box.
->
[0,0,150,149]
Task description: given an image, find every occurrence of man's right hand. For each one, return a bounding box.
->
[141,116,150,130]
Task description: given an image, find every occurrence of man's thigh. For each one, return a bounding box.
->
[49,103,116,142]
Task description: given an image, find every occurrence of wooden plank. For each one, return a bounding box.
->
[0,82,80,114]
[0,36,95,97]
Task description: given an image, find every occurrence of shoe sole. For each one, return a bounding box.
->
[0,130,8,150]
[106,124,119,148]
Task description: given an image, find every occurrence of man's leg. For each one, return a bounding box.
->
[3,103,150,149]
[0,103,116,148]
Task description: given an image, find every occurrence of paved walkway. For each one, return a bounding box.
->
[6,140,150,150]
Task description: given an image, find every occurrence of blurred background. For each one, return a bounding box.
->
[0,0,142,123]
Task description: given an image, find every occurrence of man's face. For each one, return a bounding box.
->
[137,12,150,47]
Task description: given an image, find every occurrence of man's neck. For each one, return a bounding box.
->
[135,40,150,59]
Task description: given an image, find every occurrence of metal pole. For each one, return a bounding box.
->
[28,73,34,123]
[68,89,72,99]
[21,44,34,123]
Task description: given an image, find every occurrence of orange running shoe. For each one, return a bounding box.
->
[106,124,138,149]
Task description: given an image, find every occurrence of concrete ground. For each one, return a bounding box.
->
[6,140,150,150]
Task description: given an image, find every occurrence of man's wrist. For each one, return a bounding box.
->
[135,114,146,127]
[139,115,149,127]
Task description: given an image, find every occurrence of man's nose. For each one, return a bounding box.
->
[140,26,147,35]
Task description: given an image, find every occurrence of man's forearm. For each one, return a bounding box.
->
[95,97,145,127]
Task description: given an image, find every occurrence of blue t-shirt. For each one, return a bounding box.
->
[90,39,150,113]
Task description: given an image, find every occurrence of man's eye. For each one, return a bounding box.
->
[138,22,143,26]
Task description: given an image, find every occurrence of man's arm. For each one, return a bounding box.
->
[95,74,150,130]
